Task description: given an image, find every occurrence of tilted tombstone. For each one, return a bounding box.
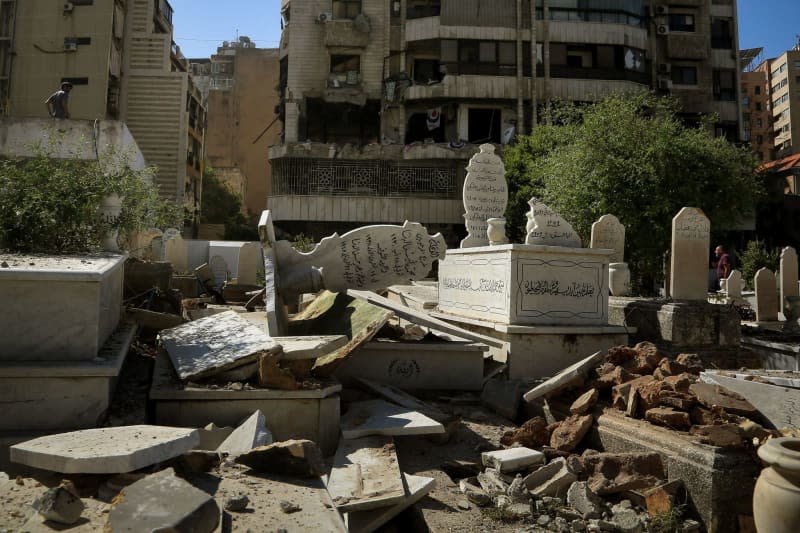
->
[164,234,189,273]
[669,207,710,300]
[780,246,799,309]
[725,269,743,300]
[259,211,447,335]
[460,144,508,248]
[755,267,779,322]
[236,242,260,285]
[590,214,625,263]
[524,198,582,247]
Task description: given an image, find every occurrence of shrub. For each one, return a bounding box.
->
[740,239,780,289]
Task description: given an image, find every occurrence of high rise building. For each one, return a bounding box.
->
[768,47,800,159]
[1,0,205,232]
[740,49,772,163]
[270,0,742,241]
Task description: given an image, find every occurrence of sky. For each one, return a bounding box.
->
[171,0,800,62]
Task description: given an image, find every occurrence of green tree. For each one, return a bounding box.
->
[200,166,258,241]
[0,144,180,253]
[504,92,763,295]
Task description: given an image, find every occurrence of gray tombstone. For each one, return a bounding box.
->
[780,246,799,311]
[590,214,625,263]
[755,267,778,322]
[669,207,710,300]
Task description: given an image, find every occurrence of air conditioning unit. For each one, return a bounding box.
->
[657,24,670,36]
[658,63,671,75]
[654,5,669,16]
[658,78,673,91]
[317,12,333,23]
[64,42,78,52]
[63,2,74,13]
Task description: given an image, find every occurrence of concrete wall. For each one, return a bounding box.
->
[267,195,463,224]
[0,117,147,173]
[9,0,117,119]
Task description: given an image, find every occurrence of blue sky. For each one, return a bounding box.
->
[171,0,800,62]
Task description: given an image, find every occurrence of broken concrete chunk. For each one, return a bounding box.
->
[177,450,223,473]
[459,477,492,506]
[645,407,691,429]
[32,484,85,525]
[550,414,593,452]
[159,310,282,381]
[327,436,405,513]
[658,390,696,411]
[216,410,273,457]
[340,399,445,439]
[346,474,436,533]
[689,382,760,419]
[580,452,665,495]
[196,423,234,451]
[595,366,636,390]
[570,388,599,415]
[107,468,219,533]
[224,493,250,512]
[524,458,577,497]
[476,467,509,497]
[481,447,545,474]
[501,416,551,448]
[689,423,744,448]
[610,506,644,533]
[257,352,299,390]
[523,351,605,402]
[663,373,696,393]
[507,474,529,504]
[10,425,199,474]
[235,439,325,478]
[567,481,604,519]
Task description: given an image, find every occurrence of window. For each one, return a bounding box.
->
[756,102,762,111]
[332,0,361,19]
[756,119,763,128]
[795,60,800,69]
[412,59,441,84]
[669,14,695,32]
[61,77,89,85]
[711,18,733,49]
[671,66,697,85]
[742,96,750,106]
[330,54,360,73]
[755,85,761,95]
[713,69,736,101]
[406,0,440,20]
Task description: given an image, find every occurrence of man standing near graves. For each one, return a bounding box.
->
[44,82,72,119]
[715,245,732,282]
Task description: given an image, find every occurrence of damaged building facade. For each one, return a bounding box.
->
[269,0,741,241]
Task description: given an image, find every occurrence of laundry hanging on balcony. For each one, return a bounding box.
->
[426,107,441,131]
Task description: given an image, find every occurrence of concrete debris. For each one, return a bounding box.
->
[610,503,643,533]
[216,410,273,457]
[501,416,551,448]
[507,474,529,504]
[224,493,250,512]
[107,468,220,533]
[457,499,471,511]
[481,447,545,473]
[550,414,593,452]
[700,371,800,429]
[279,500,302,513]
[570,388,599,415]
[644,407,691,429]
[177,450,224,473]
[31,483,85,525]
[476,467,509,497]
[524,457,577,497]
[196,422,234,450]
[689,423,744,447]
[459,477,492,506]
[567,481,604,519]
[346,474,435,533]
[235,439,325,478]
[579,452,665,495]
[689,382,760,418]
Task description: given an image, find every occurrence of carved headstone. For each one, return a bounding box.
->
[725,269,742,300]
[237,242,260,285]
[209,255,229,287]
[460,144,508,248]
[669,207,710,300]
[259,211,447,335]
[164,234,189,273]
[755,268,778,322]
[524,198,581,247]
[590,214,625,263]
[780,246,799,309]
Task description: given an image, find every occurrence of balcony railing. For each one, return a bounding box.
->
[272,158,458,199]
[155,0,173,26]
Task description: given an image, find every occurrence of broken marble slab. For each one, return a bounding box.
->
[327,436,406,512]
[274,335,349,360]
[525,198,582,247]
[216,410,273,457]
[159,310,281,381]
[340,399,445,439]
[11,426,199,474]
[481,447,545,473]
[346,473,436,533]
[107,468,219,533]
[195,423,234,451]
[699,372,800,429]
[523,351,605,402]
[356,377,449,422]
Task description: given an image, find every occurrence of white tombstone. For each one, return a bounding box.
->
[209,255,229,287]
[755,267,778,322]
[131,228,163,260]
[725,269,742,301]
[590,214,625,263]
[164,234,189,273]
[460,144,508,248]
[237,242,259,285]
[669,207,710,300]
[524,198,581,247]
[780,246,799,309]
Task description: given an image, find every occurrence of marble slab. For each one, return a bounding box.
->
[273,335,349,360]
[327,436,406,512]
[699,372,800,429]
[460,143,508,248]
[346,474,436,533]
[159,310,281,381]
[340,400,445,439]
[10,426,199,474]
[438,244,612,326]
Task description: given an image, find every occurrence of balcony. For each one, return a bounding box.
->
[154,0,173,33]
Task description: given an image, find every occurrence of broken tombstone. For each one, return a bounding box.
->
[235,439,325,478]
[216,410,273,457]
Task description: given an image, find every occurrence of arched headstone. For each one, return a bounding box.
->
[669,207,710,300]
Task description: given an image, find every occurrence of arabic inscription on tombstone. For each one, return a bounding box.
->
[460,144,508,248]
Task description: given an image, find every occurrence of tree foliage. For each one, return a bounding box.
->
[504,92,763,294]
[0,144,180,253]
[200,166,258,241]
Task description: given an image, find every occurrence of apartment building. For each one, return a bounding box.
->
[270,0,741,240]
[0,0,205,233]
[740,49,772,162]
[190,40,282,223]
[768,47,800,159]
